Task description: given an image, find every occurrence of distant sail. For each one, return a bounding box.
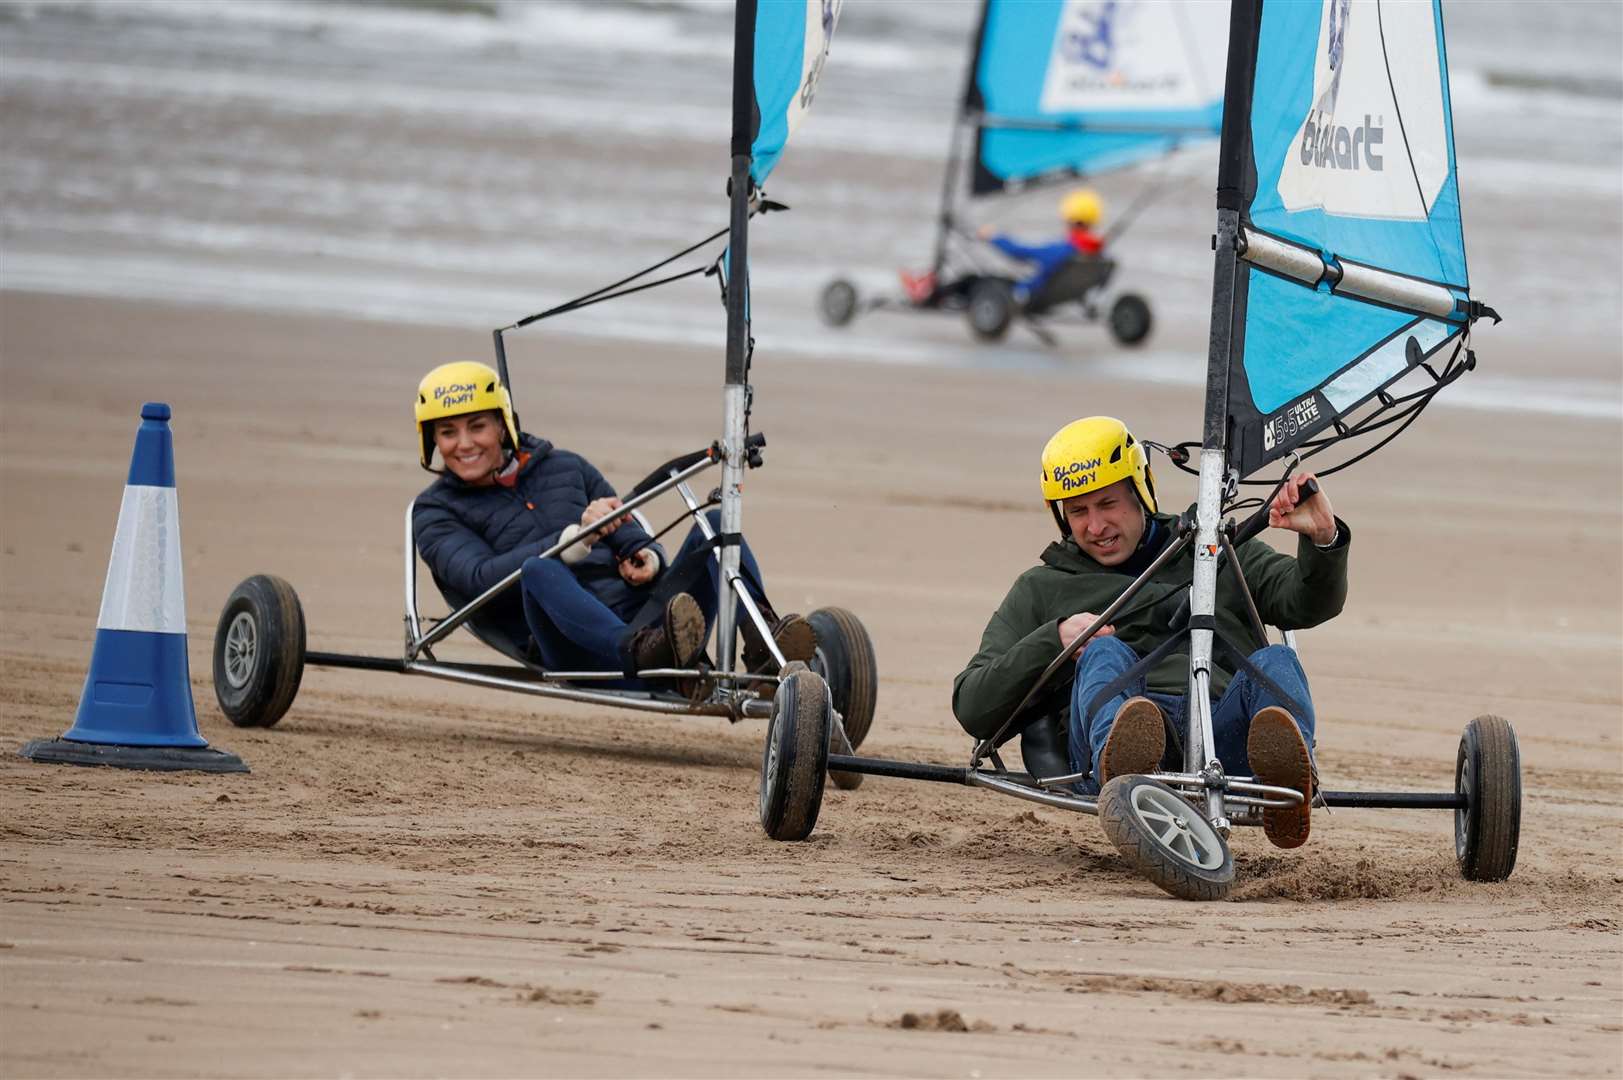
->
[748,0,842,185]
[968,0,1228,194]
[1218,0,1485,478]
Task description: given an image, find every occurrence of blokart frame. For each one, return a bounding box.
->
[818,219,1153,349]
[757,468,1522,899]
[211,1,876,793]
[214,426,876,782]
[217,428,869,740]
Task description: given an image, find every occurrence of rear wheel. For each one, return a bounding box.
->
[212,574,306,728]
[819,279,859,327]
[966,279,1014,341]
[807,607,877,792]
[1099,775,1233,901]
[1455,714,1521,881]
[1108,293,1152,346]
[759,663,832,841]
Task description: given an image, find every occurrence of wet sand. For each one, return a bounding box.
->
[1,291,1620,1077]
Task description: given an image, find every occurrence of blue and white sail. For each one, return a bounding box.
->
[746,0,841,186]
[1215,0,1491,478]
[968,0,1228,194]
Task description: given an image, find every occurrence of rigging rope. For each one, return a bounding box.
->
[1147,335,1475,493]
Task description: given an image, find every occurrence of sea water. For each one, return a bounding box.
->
[0,0,1617,418]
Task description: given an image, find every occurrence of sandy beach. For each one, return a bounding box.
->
[1,289,1619,1077]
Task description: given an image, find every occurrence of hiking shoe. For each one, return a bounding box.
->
[1247,706,1314,849]
[1099,696,1166,783]
[741,610,817,674]
[627,593,706,672]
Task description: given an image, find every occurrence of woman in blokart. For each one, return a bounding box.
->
[409,361,813,686]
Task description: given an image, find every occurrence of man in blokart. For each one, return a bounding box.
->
[897,188,1107,305]
[409,360,814,687]
[952,416,1349,847]
[971,188,1108,303]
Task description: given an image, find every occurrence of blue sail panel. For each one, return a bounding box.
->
[972,0,1227,193]
[750,0,840,186]
[1234,267,1464,466]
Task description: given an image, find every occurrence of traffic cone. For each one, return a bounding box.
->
[20,403,247,773]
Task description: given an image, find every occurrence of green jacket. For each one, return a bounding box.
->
[952,514,1350,740]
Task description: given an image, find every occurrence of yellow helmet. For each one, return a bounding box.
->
[1060,188,1103,227]
[414,361,519,469]
[1040,416,1157,519]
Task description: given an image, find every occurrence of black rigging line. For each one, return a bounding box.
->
[508,225,731,330]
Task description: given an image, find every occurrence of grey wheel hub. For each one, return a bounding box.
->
[223,611,258,690]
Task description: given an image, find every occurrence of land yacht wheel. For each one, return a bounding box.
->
[1099,775,1234,901]
[819,279,858,327]
[1456,714,1521,881]
[759,663,832,841]
[212,574,306,728]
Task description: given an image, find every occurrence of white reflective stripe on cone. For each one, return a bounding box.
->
[96,485,187,634]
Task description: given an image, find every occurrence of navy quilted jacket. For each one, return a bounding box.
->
[412,434,662,647]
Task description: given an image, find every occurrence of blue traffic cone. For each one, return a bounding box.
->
[21,403,247,773]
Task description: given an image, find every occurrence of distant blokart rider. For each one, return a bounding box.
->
[952,417,1349,848]
[409,361,814,686]
[971,188,1108,302]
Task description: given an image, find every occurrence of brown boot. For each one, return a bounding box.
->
[626,593,706,672]
[1247,706,1314,848]
[1099,696,1166,783]
[740,610,817,674]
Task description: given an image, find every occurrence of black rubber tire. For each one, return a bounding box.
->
[819,278,858,327]
[966,279,1014,341]
[212,574,306,729]
[1455,714,1522,881]
[759,662,832,841]
[806,607,877,751]
[1108,293,1153,346]
[1098,775,1234,901]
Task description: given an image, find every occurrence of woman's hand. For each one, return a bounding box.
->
[1268,473,1337,545]
[618,547,659,586]
[581,496,629,538]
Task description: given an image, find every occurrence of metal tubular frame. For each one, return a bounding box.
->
[674,480,785,670]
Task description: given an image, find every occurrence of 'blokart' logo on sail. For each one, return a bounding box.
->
[1298,0,1383,172]
[1061,0,1118,70]
[1039,0,1226,113]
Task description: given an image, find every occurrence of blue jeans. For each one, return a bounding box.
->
[519,511,766,674]
[1066,636,1315,795]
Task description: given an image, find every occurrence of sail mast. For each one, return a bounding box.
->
[717,0,758,673]
[931,0,990,281]
[1188,0,1263,814]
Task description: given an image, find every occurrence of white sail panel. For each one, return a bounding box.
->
[1277,0,1448,221]
[1038,0,1227,114]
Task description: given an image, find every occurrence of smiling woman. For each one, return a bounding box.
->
[431,411,507,486]
[407,360,815,688]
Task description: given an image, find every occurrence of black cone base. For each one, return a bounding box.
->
[19,738,249,774]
